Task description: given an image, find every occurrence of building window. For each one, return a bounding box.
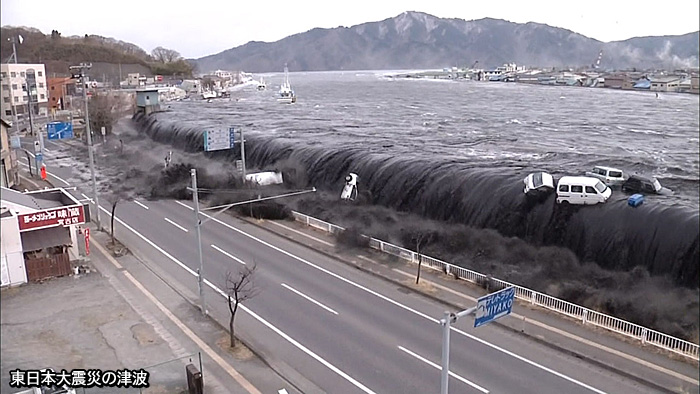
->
[5,110,11,116]
[51,86,55,90]
[23,96,27,102]
[40,94,45,100]
[11,84,17,90]
[10,72,16,78]
[39,82,45,88]
[38,71,43,77]
[1,84,8,91]
[14,97,19,102]
[20,71,25,77]
[0,72,6,78]
[3,97,9,103]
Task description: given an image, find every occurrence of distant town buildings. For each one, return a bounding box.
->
[395,63,700,95]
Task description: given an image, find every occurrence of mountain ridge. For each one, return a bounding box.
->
[194,11,699,73]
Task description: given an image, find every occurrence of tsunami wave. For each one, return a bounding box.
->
[134,113,699,289]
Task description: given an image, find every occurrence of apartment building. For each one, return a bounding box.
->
[0,63,49,119]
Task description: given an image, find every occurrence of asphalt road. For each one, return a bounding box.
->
[22,137,691,394]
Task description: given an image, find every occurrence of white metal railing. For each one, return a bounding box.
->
[291,211,699,360]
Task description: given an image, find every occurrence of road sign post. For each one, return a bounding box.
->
[439,286,515,393]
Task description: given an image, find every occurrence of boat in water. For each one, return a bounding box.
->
[257,77,267,91]
[277,64,296,104]
[201,90,217,100]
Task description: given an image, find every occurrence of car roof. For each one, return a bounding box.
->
[627,174,656,182]
[593,165,623,172]
[558,176,603,186]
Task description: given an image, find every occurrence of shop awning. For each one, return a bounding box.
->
[20,226,72,251]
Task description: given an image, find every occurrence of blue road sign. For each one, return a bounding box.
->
[474,286,515,328]
[47,122,73,140]
[204,128,236,152]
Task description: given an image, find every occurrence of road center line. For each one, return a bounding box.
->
[281,283,338,315]
[211,244,246,265]
[397,346,489,393]
[179,202,609,393]
[134,200,149,210]
[98,205,375,394]
[165,217,188,232]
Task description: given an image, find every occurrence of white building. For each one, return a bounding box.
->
[1,187,88,287]
[0,63,49,119]
[1,206,27,287]
[214,70,232,79]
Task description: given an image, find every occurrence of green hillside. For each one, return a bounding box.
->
[1,27,194,77]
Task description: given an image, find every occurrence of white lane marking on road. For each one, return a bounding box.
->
[81,193,95,204]
[268,221,334,247]
[99,205,375,394]
[44,147,51,152]
[398,346,489,393]
[134,200,149,210]
[281,283,338,315]
[165,217,188,232]
[48,172,70,186]
[211,244,246,265]
[175,200,191,209]
[176,202,609,393]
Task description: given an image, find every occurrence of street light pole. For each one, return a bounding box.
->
[440,306,476,394]
[70,63,101,230]
[191,169,206,315]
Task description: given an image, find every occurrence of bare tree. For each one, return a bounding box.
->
[414,232,435,284]
[224,265,258,348]
[104,188,131,252]
[151,46,182,63]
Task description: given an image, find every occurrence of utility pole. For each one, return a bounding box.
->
[24,80,34,136]
[70,63,101,230]
[8,36,18,63]
[191,169,206,315]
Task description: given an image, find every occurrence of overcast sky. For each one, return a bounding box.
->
[2,0,699,59]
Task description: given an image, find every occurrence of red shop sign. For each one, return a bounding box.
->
[18,205,86,231]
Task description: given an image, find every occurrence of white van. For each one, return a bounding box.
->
[584,166,628,186]
[556,176,612,205]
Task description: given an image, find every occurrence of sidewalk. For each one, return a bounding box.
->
[2,168,297,394]
[245,215,700,394]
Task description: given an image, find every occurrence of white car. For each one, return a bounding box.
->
[585,166,627,186]
[556,176,612,205]
[523,172,555,199]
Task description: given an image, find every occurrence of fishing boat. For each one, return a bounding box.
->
[277,64,296,104]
